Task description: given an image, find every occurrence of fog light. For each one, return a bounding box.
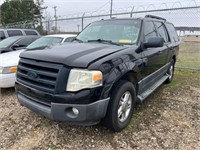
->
[72,107,79,115]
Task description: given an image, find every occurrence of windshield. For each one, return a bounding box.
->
[77,19,141,45]
[26,36,63,50]
[0,37,18,48]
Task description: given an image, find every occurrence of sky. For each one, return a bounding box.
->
[42,0,200,32]
[43,0,199,17]
[0,0,199,32]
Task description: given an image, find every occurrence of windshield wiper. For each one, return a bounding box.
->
[88,39,122,46]
[73,37,83,43]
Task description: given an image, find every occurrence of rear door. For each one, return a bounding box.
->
[165,23,180,63]
[154,21,170,66]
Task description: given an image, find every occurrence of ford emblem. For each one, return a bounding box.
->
[27,71,38,79]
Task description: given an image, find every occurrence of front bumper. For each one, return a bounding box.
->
[0,73,16,88]
[17,91,110,125]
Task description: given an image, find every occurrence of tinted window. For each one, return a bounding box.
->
[7,30,23,36]
[26,37,63,50]
[154,22,169,42]
[16,37,38,47]
[0,31,6,40]
[165,23,179,42]
[0,37,18,48]
[25,30,38,35]
[144,21,157,41]
[64,37,74,42]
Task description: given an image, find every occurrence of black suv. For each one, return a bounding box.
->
[16,15,180,132]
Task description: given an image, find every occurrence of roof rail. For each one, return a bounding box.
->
[145,15,166,21]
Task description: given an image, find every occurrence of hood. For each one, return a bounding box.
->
[0,49,25,67]
[20,43,130,68]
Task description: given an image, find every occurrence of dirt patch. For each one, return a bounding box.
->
[0,70,199,150]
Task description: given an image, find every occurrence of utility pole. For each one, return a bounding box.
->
[77,24,80,32]
[53,6,57,33]
[110,0,113,18]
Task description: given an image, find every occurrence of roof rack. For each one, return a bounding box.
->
[145,15,166,21]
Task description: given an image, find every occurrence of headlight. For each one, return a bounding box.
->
[0,66,17,74]
[67,69,103,92]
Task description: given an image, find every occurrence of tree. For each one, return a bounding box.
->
[0,0,41,26]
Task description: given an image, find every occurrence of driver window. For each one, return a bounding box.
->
[154,22,169,43]
[144,21,157,42]
[15,38,31,47]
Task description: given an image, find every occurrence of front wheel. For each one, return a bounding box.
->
[102,80,136,132]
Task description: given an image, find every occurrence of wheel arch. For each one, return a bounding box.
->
[100,64,140,100]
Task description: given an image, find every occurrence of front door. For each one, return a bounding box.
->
[140,20,169,93]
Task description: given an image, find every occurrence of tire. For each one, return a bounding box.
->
[165,60,175,84]
[102,80,136,132]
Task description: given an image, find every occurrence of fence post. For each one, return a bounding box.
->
[130,6,135,17]
[81,12,85,31]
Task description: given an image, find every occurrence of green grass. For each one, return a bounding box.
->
[128,69,199,130]
[47,143,56,150]
[176,42,200,69]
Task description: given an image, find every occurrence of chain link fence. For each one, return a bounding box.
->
[44,5,200,71]
[1,2,200,71]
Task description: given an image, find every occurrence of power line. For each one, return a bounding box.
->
[92,1,110,13]
[46,6,200,22]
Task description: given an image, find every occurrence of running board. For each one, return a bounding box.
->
[137,74,169,102]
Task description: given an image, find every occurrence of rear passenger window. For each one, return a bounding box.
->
[0,31,6,40]
[144,21,157,41]
[25,30,38,35]
[154,22,169,42]
[165,23,179,42]
[7,30,23,36]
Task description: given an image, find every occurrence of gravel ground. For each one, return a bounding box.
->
[0,70,199,150]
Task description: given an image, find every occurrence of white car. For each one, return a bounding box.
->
[0,34,76,88]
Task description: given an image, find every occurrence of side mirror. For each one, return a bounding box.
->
[12,44,20,50]
[143,37,164,48]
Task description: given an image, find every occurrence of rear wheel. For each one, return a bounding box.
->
[102,80,136,132]
[165,60,175,84]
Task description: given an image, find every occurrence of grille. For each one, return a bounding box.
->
[17,58,63,93]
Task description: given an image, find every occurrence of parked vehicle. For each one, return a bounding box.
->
[26,34,76,50]
[0,36,39,54]
[16,15,180,131]
[0,28,40,41]
[0,34,76,88]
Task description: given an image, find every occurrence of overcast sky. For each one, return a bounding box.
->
[0,0,199,32]
[0,0,199,17]
[43,0,199,17]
